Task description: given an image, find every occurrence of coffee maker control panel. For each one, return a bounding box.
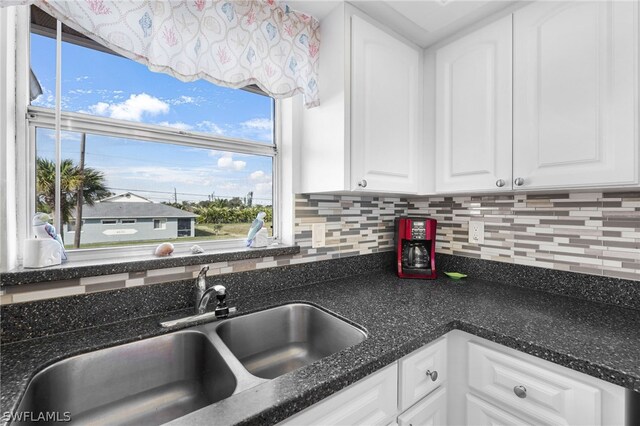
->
[411,222,426,240]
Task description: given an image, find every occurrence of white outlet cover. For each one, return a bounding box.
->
[312,223,326,248]
[468,221,485,244]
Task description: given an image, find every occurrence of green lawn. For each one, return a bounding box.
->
[65,222,273,249]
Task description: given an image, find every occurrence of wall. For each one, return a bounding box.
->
[61,218,185,245]
[0,7,18,271]
[0,194,405,304]
[408,191,640,281]
[1,190,638,305]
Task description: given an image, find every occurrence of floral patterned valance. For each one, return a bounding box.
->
[4,0,320,107]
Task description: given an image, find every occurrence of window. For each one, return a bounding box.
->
[28,8,276,253]
[66,220,84,232]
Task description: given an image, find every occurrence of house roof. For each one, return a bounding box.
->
[100,192,154,203]
[72,202,198,219]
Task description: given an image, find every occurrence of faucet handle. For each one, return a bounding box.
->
[212,284,226,296]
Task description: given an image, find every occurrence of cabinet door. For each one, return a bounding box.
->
[513,1,638,189]
[397,386,447,426]
[280,363,398,426]
[466,394,533,426]
[351,15,421,194]
[399,338,447,411]
[467,342,601,425]
[435,15,513,193]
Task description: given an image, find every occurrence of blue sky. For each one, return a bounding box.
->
[31,33,274,205]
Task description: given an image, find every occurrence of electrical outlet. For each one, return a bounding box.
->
[312,223,326,248]
[468,221,485,244]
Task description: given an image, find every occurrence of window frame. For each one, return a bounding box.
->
[21,11,281,263]
[153,219,166,230]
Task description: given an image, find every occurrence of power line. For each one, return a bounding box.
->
[105,187,272,201]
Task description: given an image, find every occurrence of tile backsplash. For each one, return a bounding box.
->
[407,191,640,281]
[0,195,405,304]
[1,191,638,305]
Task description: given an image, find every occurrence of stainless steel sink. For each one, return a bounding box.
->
[14,303,367,425]
[15,331,236,425]
[215,303,368,379]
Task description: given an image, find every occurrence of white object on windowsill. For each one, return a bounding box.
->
[190,245,205,254]
[154,242,175,257]
[23,238,63,268]
[250,229,268,248]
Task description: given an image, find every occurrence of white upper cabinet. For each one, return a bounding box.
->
[432,0,638,193]
[435,15,513,193]
[298,5,423,195]
[513,0,638,189]
[351,15,421,193]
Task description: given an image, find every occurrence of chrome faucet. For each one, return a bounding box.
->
[195,266,230,318]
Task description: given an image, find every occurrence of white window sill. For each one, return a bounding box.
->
[0,241,299,286]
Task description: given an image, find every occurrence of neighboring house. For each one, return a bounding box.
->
[63,192,198,245]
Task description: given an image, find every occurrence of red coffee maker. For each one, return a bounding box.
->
[395,217,437,279]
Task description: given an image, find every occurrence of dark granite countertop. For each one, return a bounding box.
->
[0,245,299,286]
[2,271,639,425]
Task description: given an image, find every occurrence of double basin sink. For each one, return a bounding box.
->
[14,303,368,425]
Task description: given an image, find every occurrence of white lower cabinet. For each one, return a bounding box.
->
[399,337,447,411]
[280,331,625,425]
[279,363,398,426]
[466,393,532,425]
[468,341,601,425]
[397,386,448,426]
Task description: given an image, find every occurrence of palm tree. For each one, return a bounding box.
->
[36,158,110,225]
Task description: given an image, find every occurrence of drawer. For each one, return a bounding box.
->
[398,386,447,426]
[399,338,447,411]
[466,393,532,425]
[280,363,398,426]
[468,342,601,425]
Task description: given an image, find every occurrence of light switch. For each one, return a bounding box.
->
[312,223,326,248]
[468,221,485,244]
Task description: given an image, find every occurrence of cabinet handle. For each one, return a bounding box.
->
[425,370,438,381]
[357,179,367,188]
[514,177,525,186]
[495,179,506,187]
[513,385,527,398]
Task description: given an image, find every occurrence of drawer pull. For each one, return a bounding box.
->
[425,370,438,381]
[513,385,527,398]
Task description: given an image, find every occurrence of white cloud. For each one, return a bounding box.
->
[197,121,225,135]
[75,75,89,82]
[217,154,246,171]
[69,89,93,95]
[157,121,193,131]
[168,95,195,105]
[44,131,82,142]
[225,117,273,142]
[88,93,169,121]
[241,118,272,131]
[100,165,216,186]
[249,170,267,180]
[254,182,273,198]
[32,86,55,109]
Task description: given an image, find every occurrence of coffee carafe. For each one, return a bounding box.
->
[405,242,429,269]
